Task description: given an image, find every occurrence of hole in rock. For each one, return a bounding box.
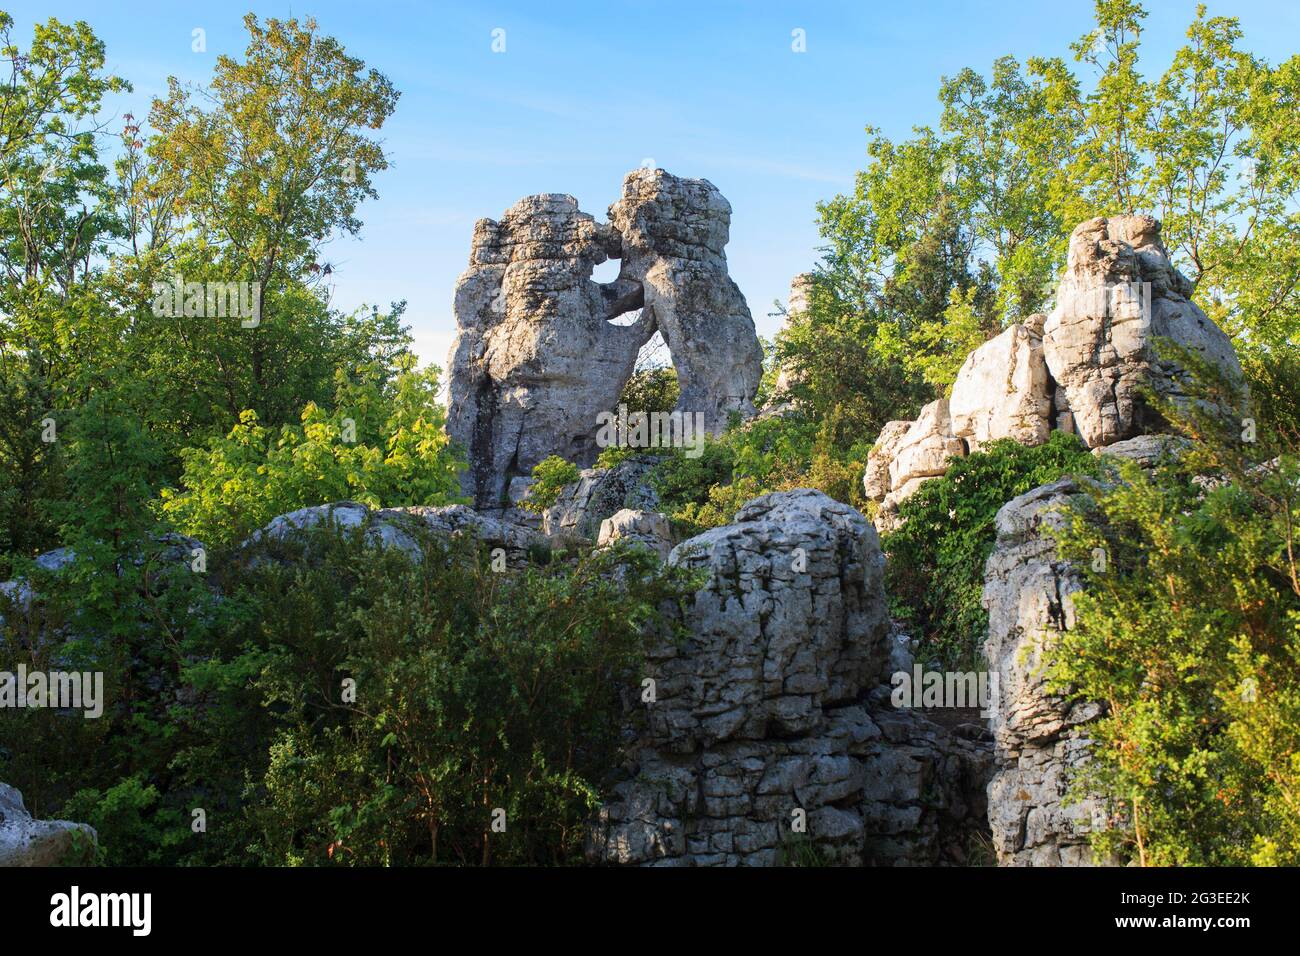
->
[591,257,621,284]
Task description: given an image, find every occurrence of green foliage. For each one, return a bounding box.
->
[1047,361,1300,866]
[522,456,582,514]
[161,362,463,551]
[2,521,700,867]
[885,432,1100,669]
[616,366,679,416]
[802,0,1300,437]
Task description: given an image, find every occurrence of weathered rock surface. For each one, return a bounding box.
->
[1091,433,1188,469]
[982,479,1113,866]
[542,455,660,540]
[588,489,992,866]
[0,783,97,866]
[949,322,1052,451]
[863,421,912,502]
[596,509,674,560]
[447,169,763,509]
[872,400,968,532]
[864,215,1242,533]
[446,193,655,508]
[608,169,764,430]
[243,501,543,567]
[1042,215,1243,448]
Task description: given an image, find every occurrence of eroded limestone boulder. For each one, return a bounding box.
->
[1042,215,1243,448]
[872,400,968,531]
[447,170,763,509]
[0,783,97,866]
[596,509,673,560]
[542,455,660,541]
[949,323,1052,451]
[982,479,1113,866]
[588,489,992,866]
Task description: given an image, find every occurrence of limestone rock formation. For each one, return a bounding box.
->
[446,193,655,508]
[863,420,911,502]
[1042,215,1243,448]
[768,272,818,404]
[542,455,660,541]
[596,509,674,560]
[873,400,968,532]
[949,322,1052,451]
[982,479,1113,865]
[244,501,543,567]
[588,489,992,866]
[447,170,763,509]
[607,169,764,430]
[864,215,1243,532]
[0,783,97,866]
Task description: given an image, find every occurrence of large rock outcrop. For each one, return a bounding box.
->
[0,783,97,866]
[445,193,655,509]
[864,215,1243,531]
[981,479,1112,866]
[1042,215,1243,448]
[608,169,765,429]
[447,169,763,509]
[588,490,991,866]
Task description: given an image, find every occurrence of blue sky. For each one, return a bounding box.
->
[8,0,1300,371]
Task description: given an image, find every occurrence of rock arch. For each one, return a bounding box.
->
[446,169,763,508]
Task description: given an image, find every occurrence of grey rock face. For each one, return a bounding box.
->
[243,501,543,568]
[0,783,97,866]
[1091,433,1189,469]
[949,322,1053,451]
[447,170,763,509]
[1042,215,1243,449]
[446,193,655,508]
[608,169,764,431]
[588,489,992,866]
[981,479,1113,865]
[596,509,674,560]
[542,455,660,540]
[871,400,968,532]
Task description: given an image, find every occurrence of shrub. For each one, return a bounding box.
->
[523,455,582,513]
[1047,366,1300,865]
[161,363,463,551]
[884,431,1099,669]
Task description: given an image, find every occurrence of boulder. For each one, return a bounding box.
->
[542,455,660,540]
[0,783,97,866]
[863,420,912,501]
[596,509,674,560]
[1042,215,1244,449]
[949,322,1052,450]
[872,400,967,531]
